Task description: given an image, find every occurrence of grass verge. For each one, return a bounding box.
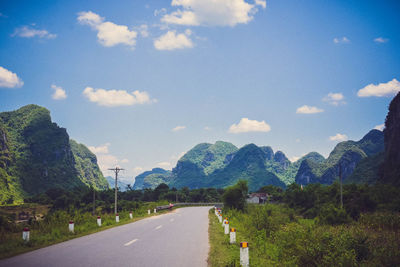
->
[208,209,240,266]
[0,205,172,260]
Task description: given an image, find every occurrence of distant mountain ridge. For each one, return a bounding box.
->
[134,141,327,191]
[105,176,131,191]
[0,105,108,204]
[134,130,384,191]
[295,129,384,185]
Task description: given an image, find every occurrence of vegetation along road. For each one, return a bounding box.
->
[0,207,211,267]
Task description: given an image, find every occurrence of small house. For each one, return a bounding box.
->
[246,193,269,204]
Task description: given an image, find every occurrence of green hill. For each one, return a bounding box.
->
[204,144,286,191]
[295,130,384,185]
[0,105,108,204]
[133,168,170,190]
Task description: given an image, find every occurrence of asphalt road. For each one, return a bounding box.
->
[0,207,211,267]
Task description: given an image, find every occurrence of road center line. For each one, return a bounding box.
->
[155,225,162,230]
[124,239,138,246]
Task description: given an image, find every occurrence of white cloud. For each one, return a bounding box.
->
[374,37,388,43]
[77,11,137,47]
[83,87,157,107]
[289,156,300,162]
[228,118,271,133]
[161,0,265,27]
[374,124,384,131]
[133,166,144,173]
[322,92,345,106]
[88,143,129,175]
[139,24,149,37]
[357,78,400,97]
[296,105,324,114]
[154,8,167,17]
[51,84,67,100]
[172,125,186,132]
[157,161,172,169]
[88,143,110,154]
[154,30,193,50]
[329,133,348,142]
[204,126,211,131]
[12,26,56,39]
[97,154,120,173]
[0,66,24,88]
[255,0,267,9]
[333,36,350,44]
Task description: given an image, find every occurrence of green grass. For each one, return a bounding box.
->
[208,209,240,266]
[0,202,170,259]
[208,204,400,266]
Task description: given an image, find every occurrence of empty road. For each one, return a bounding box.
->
[0,207,211,267]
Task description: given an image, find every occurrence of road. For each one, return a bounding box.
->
[0,207,211,267]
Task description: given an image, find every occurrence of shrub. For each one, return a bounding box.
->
[222,180,248,211]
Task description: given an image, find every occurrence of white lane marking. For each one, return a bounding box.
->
[124,239,138,246]
[170,218,174,222]
[155,225,162,230]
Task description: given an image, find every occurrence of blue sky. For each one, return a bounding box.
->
[1,0,400,183]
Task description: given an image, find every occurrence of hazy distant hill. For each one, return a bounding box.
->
[133,168,171,190]
[0,105,108,204]
[105,176,131,191]
[295,129,384,185]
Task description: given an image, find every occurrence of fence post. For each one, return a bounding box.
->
[148,209,151,215]
[69,221,74,233]
[97,216,101,226]
[22,227,30,242]
[230,228,236,244]
[129,211,133,219]
[115,214,119,223]
[240,242,249,267]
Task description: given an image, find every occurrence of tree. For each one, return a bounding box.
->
[222,180,248,211]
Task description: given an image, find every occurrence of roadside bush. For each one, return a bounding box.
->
[222,180,248,211]
[317,204,351,225]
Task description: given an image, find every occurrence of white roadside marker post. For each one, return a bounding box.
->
[148,209,151,215]
[97,216,101,226]
[222,217,228,227]
[116,213,119,223]
[230,228,236,244]
[154,208,157,214]
[129,211,133,219]
[22,227,30,242]
[240,242,249,267]
[224,221,229,234]
[218,214,222,223]
[69,221,74,233]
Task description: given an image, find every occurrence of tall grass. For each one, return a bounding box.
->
[208,204,400,266]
